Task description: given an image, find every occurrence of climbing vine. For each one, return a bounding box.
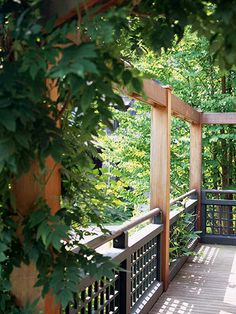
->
[169,211,200,263]
[0,1,144,311]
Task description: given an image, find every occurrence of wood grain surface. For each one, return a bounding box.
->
[149,244,236,314]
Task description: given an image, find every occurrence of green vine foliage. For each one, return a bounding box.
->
[169,211,201,263]
[0,2,136,311]
[1,0,236,312]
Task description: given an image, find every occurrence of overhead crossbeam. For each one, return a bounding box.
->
[171,94,201,124]
[201,113,236,124]
[42,0,122,27]
[130,79,167,108]
[130,79,201,124]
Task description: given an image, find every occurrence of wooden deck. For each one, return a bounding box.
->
[149,244,236,314]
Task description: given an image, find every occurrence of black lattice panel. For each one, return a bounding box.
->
[64,275,119,314]
[130,237,158,307]
[205,204,236,235]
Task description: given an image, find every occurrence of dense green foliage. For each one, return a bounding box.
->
[169,210,200,262]
[1,0,236,312]
[99,102,151,215]
[0,2,136,311]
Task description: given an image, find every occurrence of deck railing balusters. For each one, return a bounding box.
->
[201,189,236,245]
[63,190,202,314]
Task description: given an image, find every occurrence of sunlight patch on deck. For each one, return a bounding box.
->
[149,244,236,314]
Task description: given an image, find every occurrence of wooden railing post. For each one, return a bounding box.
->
[113,232,131,314]
[150,86,171,291]
[190,121,202,230]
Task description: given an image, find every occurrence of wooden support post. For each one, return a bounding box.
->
[150,87,171,291]
[10,78,61,314]
[10,159,61,313]
[190,122,202,230]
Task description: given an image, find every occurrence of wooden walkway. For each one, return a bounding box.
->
[149,244,236,314]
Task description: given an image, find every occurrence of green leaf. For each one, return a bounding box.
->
[56,290,73,309]
[48,44,98,79]
[29,64,38,80]
[0,110,16,132]
[0,97,11,109]
[122,70,132,85]
[0,252,7,262]
[80,87,95,112]
[131,77,143,93]
[36,221,51,246]
[0,138,16,161]
[15,132,30,149]
[29,211,49,228]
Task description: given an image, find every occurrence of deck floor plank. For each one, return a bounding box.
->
[149,244,236,314]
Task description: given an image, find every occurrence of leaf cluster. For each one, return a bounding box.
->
[169,211,200,262]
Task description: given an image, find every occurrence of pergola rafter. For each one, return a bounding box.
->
[130,79,236,125]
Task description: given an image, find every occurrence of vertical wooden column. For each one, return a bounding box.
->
[190,122,202,229]
[11,159,61,313]
[10,79,61,314]
[150,87,171,291]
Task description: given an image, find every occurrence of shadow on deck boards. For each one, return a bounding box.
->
[149,244,236,314]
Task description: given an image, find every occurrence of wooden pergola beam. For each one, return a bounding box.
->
[44,1,233,127]
[130,79,201,124]
[171,94,201,124]
[42,2,202,126]
[201,113,236,124]
[42,0,123,27]
[130,79,167,108]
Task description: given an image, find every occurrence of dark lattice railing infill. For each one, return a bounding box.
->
[64,275,120,314]
[130,236,159,307]
[63,207,163,314]
[201,189,236,245]
[62,190,199,314]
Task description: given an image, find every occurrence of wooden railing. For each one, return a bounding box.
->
[201,189,236,245]
[62,190,198,314]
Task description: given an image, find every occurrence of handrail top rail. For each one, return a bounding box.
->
[170,198,198,223]
[73,207,161,251]
[107,207,161,237]
[74,190,198,251]
[202,189,236,194]
[170,189,197,206]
